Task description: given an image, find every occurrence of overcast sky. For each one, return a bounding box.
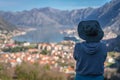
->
[0,0,111,11]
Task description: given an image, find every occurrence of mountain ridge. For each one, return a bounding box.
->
[0,0,119,30]
[0,7,95,28]
[0,0,119,33]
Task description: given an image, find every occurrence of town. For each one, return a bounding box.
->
[0,29,75,74]
[0,29,120,79]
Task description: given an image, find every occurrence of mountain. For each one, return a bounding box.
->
[91,0,120,52]
[0,16,16,31]
[0,7,94,28]
[0,0,119,29]
[0,0,119,30]
[86,0,120,33]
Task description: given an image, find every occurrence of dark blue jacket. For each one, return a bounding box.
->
[73,41,107,76]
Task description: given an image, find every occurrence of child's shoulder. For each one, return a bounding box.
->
[99,41,106,46]
[96,42,107,47]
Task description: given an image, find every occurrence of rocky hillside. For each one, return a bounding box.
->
[86,0,120,34]
[0,16,16,31]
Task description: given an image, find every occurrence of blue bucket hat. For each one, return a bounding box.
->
[78,20,104,42]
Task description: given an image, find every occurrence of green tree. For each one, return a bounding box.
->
[41,50,49,55]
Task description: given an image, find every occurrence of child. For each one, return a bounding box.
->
[73,20,107,80]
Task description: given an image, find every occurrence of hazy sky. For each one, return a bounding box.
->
[0,0,111,11]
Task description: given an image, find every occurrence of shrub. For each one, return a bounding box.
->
[0,63,13,80]
[41,50,49,55]
[15,62,67,80]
